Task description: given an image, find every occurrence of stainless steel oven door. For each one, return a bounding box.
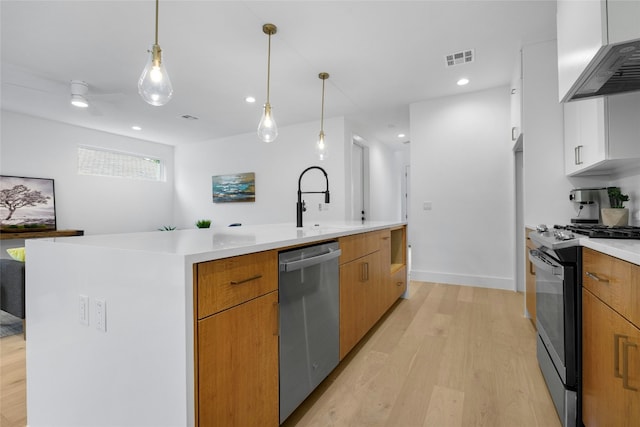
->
[529,248,567,383]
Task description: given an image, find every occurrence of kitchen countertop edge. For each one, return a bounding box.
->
[25,221,406,264]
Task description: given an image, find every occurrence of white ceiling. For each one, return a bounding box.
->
[1,1,557,148]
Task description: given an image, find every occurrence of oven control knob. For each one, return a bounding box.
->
[536,224,548,233]
[554,230,575,241]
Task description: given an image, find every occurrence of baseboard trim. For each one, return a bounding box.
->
[409,270,515,291]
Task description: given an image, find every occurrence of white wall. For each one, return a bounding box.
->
[521,40,577,227]
[0,111,175,235]
[1,110,403,244]
[409,86,516,290]
[520,40,622,227]
[174,116,405,229]
[342,119,408,223]
[174,117,348,228]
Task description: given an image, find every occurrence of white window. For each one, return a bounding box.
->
[77,146,164,181]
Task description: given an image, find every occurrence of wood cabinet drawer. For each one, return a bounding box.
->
[390,266,407,301]
[196,250,278,319]
[583,247,640,328]
[339,230,388,265]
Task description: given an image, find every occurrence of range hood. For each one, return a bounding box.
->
[564,38,640,102]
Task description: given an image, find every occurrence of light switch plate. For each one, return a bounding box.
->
[79,295,89,325]
[94,299,106,332]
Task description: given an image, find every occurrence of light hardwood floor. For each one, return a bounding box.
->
[282,282,561,427]
[0,282,560,427]
[1,333,26,427]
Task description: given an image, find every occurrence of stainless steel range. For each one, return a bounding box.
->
[529,223,640,427]
[529,225,581,427]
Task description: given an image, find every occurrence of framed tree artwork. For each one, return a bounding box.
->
[0,175,56,232]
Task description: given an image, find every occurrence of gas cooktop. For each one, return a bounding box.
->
[557,224,640,239]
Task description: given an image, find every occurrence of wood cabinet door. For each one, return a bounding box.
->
[364,251,385,332]
[197,291,279,427]
[582,289,640,427]
[339,256,369,360]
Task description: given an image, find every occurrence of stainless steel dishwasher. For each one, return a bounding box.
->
[278,241,341,424]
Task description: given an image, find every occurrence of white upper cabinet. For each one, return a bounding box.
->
[510,50,523,144]
[557,0,640,102]
[564,91,640,176]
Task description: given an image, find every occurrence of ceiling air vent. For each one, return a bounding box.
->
[445,49,474,67]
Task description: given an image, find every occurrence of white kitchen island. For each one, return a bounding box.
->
[25,221,403,427]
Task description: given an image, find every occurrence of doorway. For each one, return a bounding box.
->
[351,138,369,222]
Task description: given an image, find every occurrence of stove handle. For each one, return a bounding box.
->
[528,249,563,278]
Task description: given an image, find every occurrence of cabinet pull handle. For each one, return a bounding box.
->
[586,271,609,283]
[230,274,262,285]
[529,260,535,276]
[273,301,279,337]
[361,262,369,281]
[575,145,583,165]
[614,334,628,378]
[623,341,638,391]
[397,281,403,287]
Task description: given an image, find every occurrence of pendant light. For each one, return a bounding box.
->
[138,0,173,106]
[258,23,278,143]
[316,72,329,161]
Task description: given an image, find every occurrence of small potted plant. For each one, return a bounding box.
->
[196,219,212,229]
[601,187,629,227]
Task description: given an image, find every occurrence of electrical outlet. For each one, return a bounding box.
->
[423,201,432,211]
[94,299,106,332]
[79,295,89,325]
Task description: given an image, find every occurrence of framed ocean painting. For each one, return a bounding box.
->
[212,172,255,203]
[0,175,56,231]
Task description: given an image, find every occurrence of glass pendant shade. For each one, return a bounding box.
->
[138,44,173,106]
[258,102,278,143]
[316,130,328,161]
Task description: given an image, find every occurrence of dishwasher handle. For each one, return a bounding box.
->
[280,248,342,272]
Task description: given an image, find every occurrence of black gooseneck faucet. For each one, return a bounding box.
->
[297,166,330,228]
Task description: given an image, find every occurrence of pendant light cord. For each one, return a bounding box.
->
[154,0,159,45]
[320,76,326,132]
[266,32,272,103]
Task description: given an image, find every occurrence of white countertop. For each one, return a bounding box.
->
[35,221,405,263]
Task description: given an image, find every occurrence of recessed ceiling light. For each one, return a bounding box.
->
[245,96,256,103]
[457,78,470,86]
[132,126,142,131]
[397,133,406,138]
